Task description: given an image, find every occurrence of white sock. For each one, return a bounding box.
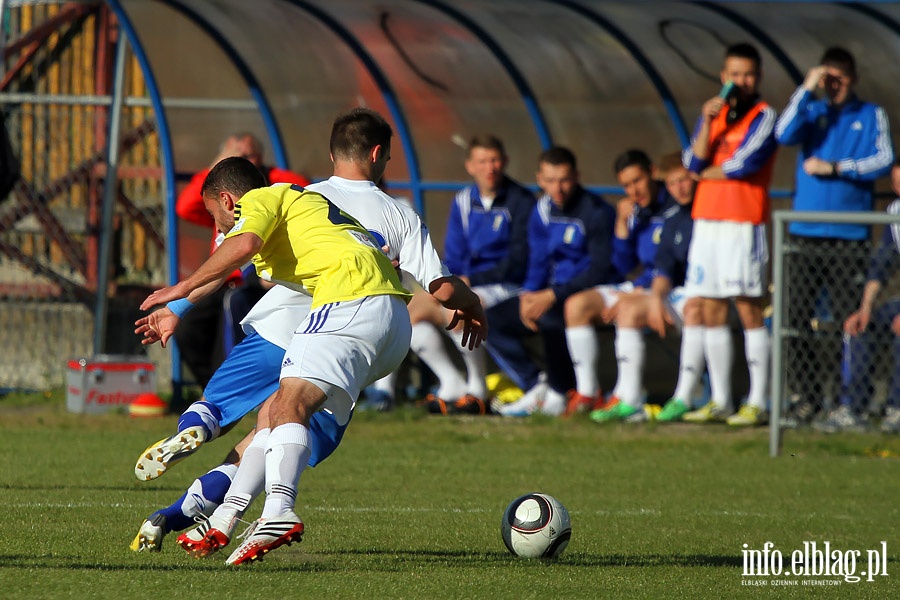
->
[744,327,770,410]
[410,322,466,399]
[673,326,705,402]
[565,325,600,397]
[704,326,733,409]
[614,328,645,408]
[262,423,311,519]
[448,329,489,399]
[214,428,269,524]
[371,371,397,396]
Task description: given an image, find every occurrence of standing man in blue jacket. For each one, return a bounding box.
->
[493,146,618,416]
[775,47,894,423]
[410,135,537,414]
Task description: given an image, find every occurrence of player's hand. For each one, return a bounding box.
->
[802,157,834,177]
[614,198,635,238]
[520,289,555,326]
[891,314,900,337]
[701,97,726,121]
[803,65,827,92]
[843,309,871,336]
[446,301,488,350]
[134,307,180,347]
[140,283,188,311]
[647,295,673,338]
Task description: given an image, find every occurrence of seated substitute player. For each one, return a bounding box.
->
[557,149,674,419]
[589,153,705,423]
[174,132,309,387]
[816,191,900,433]
[492,146,619,417]
[411,134,537,415]
[130,109,484,554]
[139,156,487,566]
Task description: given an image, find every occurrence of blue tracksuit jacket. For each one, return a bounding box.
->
[651,200,695,288]
[443,176,536,286]
[775,88,894,240]
[611,186,676,288]
[523,187,619,302]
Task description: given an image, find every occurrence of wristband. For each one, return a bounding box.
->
[166,298,195,318]
[831,162,838,177]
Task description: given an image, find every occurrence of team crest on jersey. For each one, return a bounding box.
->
[652,225,662,245]
[674,231,683,245]
[348,229,379,249]
[493,214,504,231]
[564,225,576,244]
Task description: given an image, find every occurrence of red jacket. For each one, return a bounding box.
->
[176,165,310,281]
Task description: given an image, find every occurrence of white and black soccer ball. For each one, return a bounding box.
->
[501,492,571,559]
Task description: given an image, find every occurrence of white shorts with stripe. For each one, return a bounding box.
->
[685,219,768,299]
[280,294,412,425]
[592,283,690,326]
[591,281,635,308]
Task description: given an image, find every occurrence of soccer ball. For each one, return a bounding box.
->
[500,493,571,559]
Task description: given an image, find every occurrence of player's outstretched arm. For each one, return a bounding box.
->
[140,233,262,311]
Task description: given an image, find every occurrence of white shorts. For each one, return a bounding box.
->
[280,294,412,424]
[685,220,767,299]
[591,282,635,308]
[473,283,520,309]
[595,284,690,326]
[666,286,689,327]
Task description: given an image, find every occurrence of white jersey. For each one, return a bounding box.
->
[240,176,450,348]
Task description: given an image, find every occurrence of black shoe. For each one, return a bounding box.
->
[452,394,489,415]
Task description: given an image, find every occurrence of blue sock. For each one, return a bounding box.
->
[156,464,238,532]
[177,401,223,440]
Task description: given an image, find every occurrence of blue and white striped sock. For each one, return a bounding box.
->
[177,400,222,440]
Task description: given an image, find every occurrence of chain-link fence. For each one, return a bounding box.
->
[771,209,900,454]
[0,1,168,391]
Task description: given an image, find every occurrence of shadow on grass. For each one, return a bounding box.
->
[0,550,746,572]
[6,550,894,573]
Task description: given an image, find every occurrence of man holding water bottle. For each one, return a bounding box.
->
[680,42,779,427]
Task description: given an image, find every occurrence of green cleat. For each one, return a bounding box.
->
[590,400,645,423]
[656,398,691,422]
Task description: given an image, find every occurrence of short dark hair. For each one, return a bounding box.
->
[820,46,857,79]
[613,149,652,176]
[725,43,761,69]
[330,108,393,162]
[467,134,506,159]
[538,146,577,171]
[201,156,267,199]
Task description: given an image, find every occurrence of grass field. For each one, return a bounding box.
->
[2,392,899,599]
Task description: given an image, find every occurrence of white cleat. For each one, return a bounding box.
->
[225,512,305,566]
[134,426,208,481]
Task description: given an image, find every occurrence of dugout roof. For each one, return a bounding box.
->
[110,0,900,241]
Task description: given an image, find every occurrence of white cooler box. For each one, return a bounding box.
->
[66,355,156,414]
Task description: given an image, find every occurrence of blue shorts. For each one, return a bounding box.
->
[203,331,348,467]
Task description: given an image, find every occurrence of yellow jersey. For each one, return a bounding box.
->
[225,183,411,308]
